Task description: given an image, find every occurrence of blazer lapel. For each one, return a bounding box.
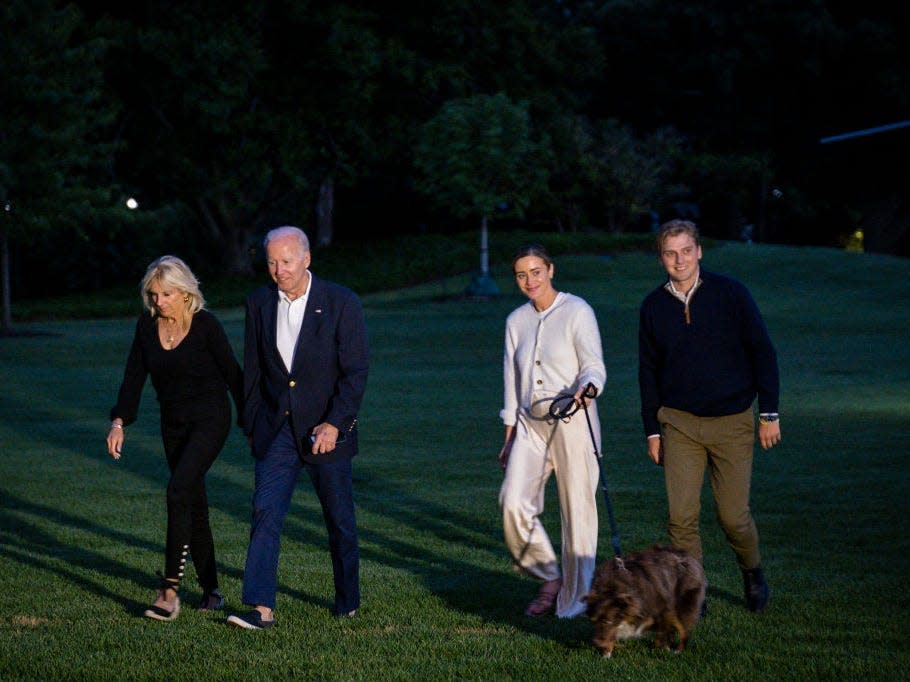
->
[291,275,325,373]
[261,285,283,371]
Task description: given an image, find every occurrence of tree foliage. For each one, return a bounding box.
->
[2,0,908,306]
[0,0,122,329]
[415,93,548,224]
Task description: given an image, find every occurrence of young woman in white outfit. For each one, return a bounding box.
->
[498,244,606,618]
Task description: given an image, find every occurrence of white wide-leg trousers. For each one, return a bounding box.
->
[499,408,600,618]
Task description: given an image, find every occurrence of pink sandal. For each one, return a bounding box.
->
[525,582,561,616]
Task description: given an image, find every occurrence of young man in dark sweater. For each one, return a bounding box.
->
[638,219,781,613]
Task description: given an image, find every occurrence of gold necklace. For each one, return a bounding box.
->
[162,319,178,346]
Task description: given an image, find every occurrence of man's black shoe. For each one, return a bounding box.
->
[227,610,275,629]
[742,566,771,613]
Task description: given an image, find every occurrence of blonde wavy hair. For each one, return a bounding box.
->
[140,255,205,329]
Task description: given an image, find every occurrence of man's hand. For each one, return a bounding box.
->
[758,421,781,450]
[310,423,341,454]
[647,435,663,466]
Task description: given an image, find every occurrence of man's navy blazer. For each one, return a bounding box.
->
[242,275,369,463]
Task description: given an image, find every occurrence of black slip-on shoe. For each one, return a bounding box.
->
[227,611,275,629]
[742,566,771,613]
[199,589,225,612]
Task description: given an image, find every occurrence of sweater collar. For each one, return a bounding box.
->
[664,268,702,304]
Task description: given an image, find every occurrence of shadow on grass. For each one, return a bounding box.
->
[705,584,741,610]
[347,469,597,648]
[0,345,590,646]
[1,496,159,616]
[3,446,595,647]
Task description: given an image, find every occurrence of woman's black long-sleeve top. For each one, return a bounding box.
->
[110,309,243,426]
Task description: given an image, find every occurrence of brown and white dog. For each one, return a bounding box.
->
[584,545,706,658]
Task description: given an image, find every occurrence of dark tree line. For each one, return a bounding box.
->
[2,0,908,324]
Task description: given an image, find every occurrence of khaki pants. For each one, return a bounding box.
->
[658,406,761,570]
[499,407,600,618]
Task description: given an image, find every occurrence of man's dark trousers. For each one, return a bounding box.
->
[241,422,359,615]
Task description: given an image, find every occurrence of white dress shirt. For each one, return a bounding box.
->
[276,272,311,372]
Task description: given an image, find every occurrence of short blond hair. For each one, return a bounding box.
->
[656,219,700,252]
[140,255,205,327]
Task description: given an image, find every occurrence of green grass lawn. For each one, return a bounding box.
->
[1,242,908,680]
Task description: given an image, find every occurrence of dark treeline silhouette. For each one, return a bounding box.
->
[2,0,908,318]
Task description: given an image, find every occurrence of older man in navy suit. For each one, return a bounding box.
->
[228,226,369,629]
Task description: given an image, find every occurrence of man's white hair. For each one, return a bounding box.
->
[264,226,310,253]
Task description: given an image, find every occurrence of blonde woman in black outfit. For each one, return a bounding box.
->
[106,255,243,621]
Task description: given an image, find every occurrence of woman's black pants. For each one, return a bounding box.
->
[160,399,230,593]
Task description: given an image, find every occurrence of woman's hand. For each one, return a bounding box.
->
[498,441,513,472]
[573,386,589,410]
[498,425,516,472]
[107,421,124,460]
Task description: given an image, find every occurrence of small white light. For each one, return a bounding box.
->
[126,197,139,210]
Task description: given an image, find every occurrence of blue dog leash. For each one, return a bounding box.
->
[549,382,623,558]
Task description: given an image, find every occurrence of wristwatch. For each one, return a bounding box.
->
[759,414,779,424]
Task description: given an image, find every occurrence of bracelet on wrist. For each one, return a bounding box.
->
[110,422,123,429]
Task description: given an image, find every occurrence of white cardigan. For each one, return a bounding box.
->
[501,292,607,426]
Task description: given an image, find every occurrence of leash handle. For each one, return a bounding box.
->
[548,382,599,421]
